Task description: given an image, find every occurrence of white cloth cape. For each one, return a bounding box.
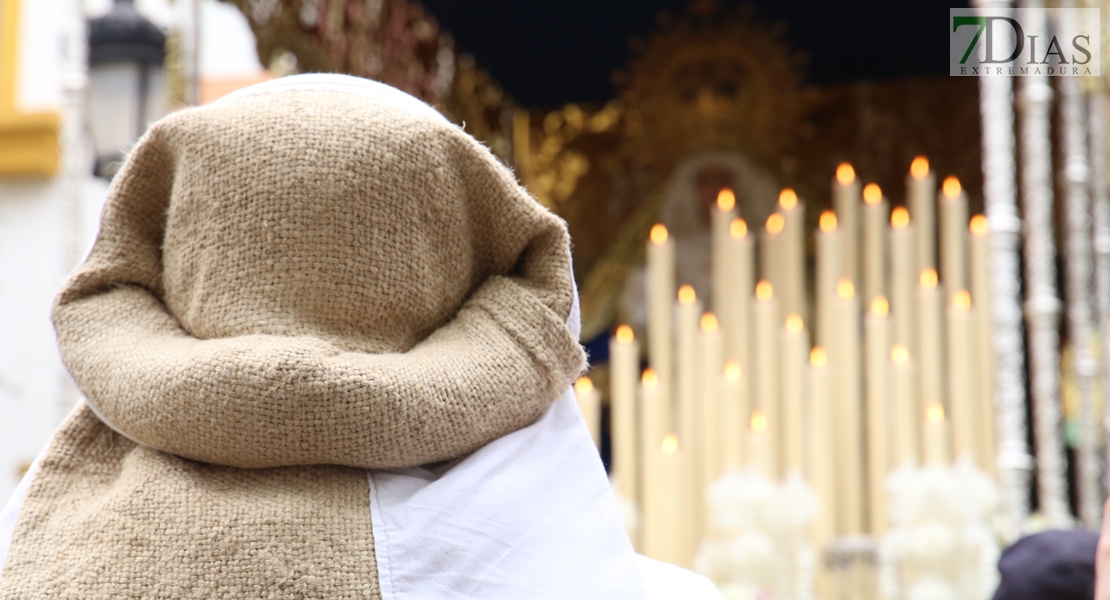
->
[0,74,722,600]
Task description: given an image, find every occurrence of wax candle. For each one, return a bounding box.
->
[752,281,780,475]
[761,214,785,323]
[890,345,918,467]
[640,369,667,558]
[833,278,863,534]
[923,404,949,467]
[865,296,891,536]
[748,410,773,478]
[699,313,724,493]
[889,208,918,358]
[675,286,702,541]
[807,347,836,546]
[575,376,601,448]
[655,433,686,565]
[939,177,969,304]
[610,325,640,504]
[781,314,808,475]
[712,189,739,316]
[917,268,945,445]
[969,215,996,474]
[907,156,936,273]
[780,188,807,321]
[720,360,747,471]
[816,211,842,348]
[862,183,889,304]
[947,290,977,464]
[647,225,675,398]
[724,218,755,382]
[834,163,861,283]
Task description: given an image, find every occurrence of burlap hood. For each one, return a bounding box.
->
[0,76,587,598]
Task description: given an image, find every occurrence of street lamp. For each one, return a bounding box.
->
[88,0,167,178]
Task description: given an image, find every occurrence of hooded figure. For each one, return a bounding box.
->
[0,75,720,599]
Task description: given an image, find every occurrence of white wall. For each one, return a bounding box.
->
[0,179,107,501]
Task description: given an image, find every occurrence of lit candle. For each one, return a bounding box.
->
[752,281,780,476]
[575,376,601,448]
[923,404,949,467]
[781,313,808,475]
[816,210,842,348]
[698,313,724,493]
[720,360,748,471]
[917,268,945,452]
[890,344,918,467]
[675,285,702,543]
[947,290,977,463]
[833,278,863,534]
[807,347,836,546]
[834,162,861,283]
[761,214,785,323]
[748,410,773,478]
[907,156,936,273]
[647,225,675,399]
[713,189,738,332]
[889,207,918,359]
[640,370,667,559]
[862,183,889,304]
[779,188,807,321]
[610,325,640,504]
[653,432,686,565]
[865,296,891,536]
[969,215,996,474]
[939,176,969,303]
[726,218,755,384]
[715,188,754,373]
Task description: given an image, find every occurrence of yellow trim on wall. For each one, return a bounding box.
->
[0,0,60,178]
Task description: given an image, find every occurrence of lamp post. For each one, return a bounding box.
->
[87,0,167,178]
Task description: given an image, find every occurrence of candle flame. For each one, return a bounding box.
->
[756,280,773,301]
[650,224,669,245]
[863,183,882,205]
[730,218,748,239]
[779,188,798,210]
[785,314,804,333]
[575,376,593,395]
[678,285,696,305]
[725,360,742,381]
[920,268,938,290]
[662,433,679,454]
[750,410,768,432]
[891,206,910,230]
[891,344,909,364]
[970,214,989,236]
[819,210,838,233]
[717,188,736,212]
[766,213,785,235]
[871,296,890,317]
[836,162,856,185]
[953,289,971,310]
[837,278,855,300]
[642,368,659,388]
[810,347,827,366]
[615,324,634,344]
[942,176,962,199]
[926,403,945,424]
[701,312,719,332]
[910,156,930,180]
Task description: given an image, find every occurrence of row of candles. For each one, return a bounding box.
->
[575,158,997,568]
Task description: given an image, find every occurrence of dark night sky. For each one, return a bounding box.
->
[419,0,971,108]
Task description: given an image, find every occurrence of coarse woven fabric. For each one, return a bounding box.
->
[0,85,586,598]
